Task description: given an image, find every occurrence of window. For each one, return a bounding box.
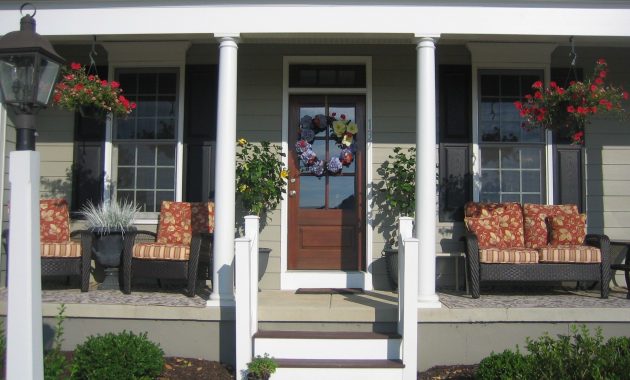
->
[113,69,178,213]
[478,70,545,204]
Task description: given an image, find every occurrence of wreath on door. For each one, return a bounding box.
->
[295,113,358,177]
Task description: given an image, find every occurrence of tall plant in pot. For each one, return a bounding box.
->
[79,199,139,289]
[376,146,416,288]
[236,138,288,282]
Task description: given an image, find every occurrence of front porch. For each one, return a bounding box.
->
[2,284,628,371]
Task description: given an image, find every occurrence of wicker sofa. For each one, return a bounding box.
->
[463,202,610,299]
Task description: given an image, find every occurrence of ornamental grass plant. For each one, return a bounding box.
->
[78,199,139,235]
[236,139,288,216]
[514,58,629,145]
[53,62,136,117]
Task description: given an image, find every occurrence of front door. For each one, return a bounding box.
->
[288,95,365,270]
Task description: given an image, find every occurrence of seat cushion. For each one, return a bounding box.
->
[464,202,524,247]
[41,241,82,258]
[538,245,601,263]
[132,243,191,261]
[548,213,587,246]
[156,201,192,245]
[479,248,539,263]
[465,215,505,249]
[191,202,215,234]
[523,204,579,249]
[40,199,70,243]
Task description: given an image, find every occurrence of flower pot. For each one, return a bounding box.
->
[79,105,107,120]
[91,227,135,290]
[384,248,399,289]
[247,374,270,380]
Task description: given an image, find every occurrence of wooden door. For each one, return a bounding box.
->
[288,95,365,270]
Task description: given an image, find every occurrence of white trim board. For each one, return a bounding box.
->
[280,56,373,290]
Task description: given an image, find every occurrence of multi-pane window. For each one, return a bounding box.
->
[114,69,178,213]
[478,70,545,204]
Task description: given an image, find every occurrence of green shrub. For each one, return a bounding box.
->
[476,348,533,380]
[247,353,277,379]
[475,325,630,380]
[44,304,70,380]
[70,331,164,380]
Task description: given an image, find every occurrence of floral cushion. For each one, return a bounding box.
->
[465,216,505,249]
[538,245,601,263]
[41,241,82,258]
[548,213,587,246]
[464,202,524,247]
[479,248,539,264]
[523,204,579,249]
[40,199,70,243]
[191,202,215,234]
[132,243,190,261]
[156,201,192,245]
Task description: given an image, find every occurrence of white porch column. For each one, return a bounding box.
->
[208,35,239,305]
[415,37,441,308]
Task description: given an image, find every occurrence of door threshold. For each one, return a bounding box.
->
[282,270,370,290]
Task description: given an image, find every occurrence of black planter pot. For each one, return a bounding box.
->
[384,248,399,289]
[79,105,107,121]
[91,227,135,290]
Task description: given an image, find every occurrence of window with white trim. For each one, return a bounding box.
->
[113,69,178,213]
[478,70,546,204]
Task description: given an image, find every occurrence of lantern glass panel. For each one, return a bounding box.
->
[37,57,59,105]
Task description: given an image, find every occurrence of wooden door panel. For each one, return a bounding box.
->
[288,95,365,271]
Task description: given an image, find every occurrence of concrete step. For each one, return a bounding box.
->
[253,330,402,360]
[272,359,405,380]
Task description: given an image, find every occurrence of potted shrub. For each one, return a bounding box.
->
[236,138,288,282]
[79,199,139,289]
[246,353,278,380]
[377,146,416,288]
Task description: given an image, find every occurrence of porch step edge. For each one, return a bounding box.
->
[254,330,401,339]
[275,358,405,368]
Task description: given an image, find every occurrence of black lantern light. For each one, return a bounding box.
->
[0,3,64,150]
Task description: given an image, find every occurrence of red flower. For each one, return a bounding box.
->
[532,81,543,89]
[534,91,542,99]
[566,105,576,113]
[597,58,607,65]
[572,131,584,144]
[74,84,84,91]
[340,114,346,120]
[624,91,629,100]
[590,84,598,92]
[549,81,557,88]
[556,87,565,95]
[100,80,108,86]
[88,75,95,81]
[514,101,523,110]
[599,70,607,78]
[70,62,82,70]
[594,77,603,85]
[110,81,120,89]
[64,74,75,81]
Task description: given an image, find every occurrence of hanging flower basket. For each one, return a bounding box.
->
[78,104,108,120]
[53,62,136,118]
[514,58,629,145]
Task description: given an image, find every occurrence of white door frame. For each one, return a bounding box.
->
[281,56,373,290]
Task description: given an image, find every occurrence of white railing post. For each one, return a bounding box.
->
[398,216,419,380]
[234,237,252,380]
[244,215,260,336]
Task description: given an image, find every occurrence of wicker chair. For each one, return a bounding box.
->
[39,198,92,292]
[122,201,214,297]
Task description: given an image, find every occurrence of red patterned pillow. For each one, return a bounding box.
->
[548,213,587,246]
[523,204,579,248]
[465,216,505,249]
[464,202,524,247]
[40,199,70,243]
[156,201,192,245]
[191,202,215,234]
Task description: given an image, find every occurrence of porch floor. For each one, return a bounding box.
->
[0,283,628,318]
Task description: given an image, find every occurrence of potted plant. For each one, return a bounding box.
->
[52,62,136,119]
[236,139,288,282]
[376,146,416,288]
[514,58,629,145]
[246,353,278,380]
[79,199,139,289]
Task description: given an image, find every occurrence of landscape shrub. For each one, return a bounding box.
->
[476,348,532,380]
[475,325,630,380]
[44,304,70,380]
[70,330,164,380]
